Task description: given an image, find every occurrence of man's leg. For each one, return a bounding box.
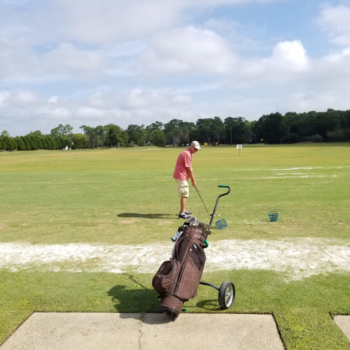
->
[180,196,187,214]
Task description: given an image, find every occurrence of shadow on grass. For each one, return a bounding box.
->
[195,299,221,311]
[107,274,174,324]
[117,213,174,219]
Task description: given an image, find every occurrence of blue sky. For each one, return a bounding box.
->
[1,0,350,136]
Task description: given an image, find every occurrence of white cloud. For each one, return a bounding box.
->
[280,90,350,114]
[0,91,11,107]
[214,40,311,87]
[318,5,350,46]
[48,96,59,104]
[138,27,236,74]
[203,18,241,34]
[13,92,39,104]
[323,47,350,63]
[40,106,72,120]
[44,43,109,78]
[0,91,39,108]
[57,0,182,44]
[0,40,110,82]
[2,0,350,137]
[172,95,192,104]
[56,0,284,44]
[268,40,309,71]
[76,106,109,119]
[0,88,198,135]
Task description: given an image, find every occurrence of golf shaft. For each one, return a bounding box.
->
[195,186,211,216]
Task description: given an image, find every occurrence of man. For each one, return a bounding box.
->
[173,141,201,219]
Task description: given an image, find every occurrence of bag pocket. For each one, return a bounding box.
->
[174,256,202,300]
[152,260,181,295]
[189,243,206,271]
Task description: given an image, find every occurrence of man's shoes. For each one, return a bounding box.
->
[179,213,192,219]
[184,210,192,215]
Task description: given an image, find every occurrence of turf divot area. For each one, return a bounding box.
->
[335,316,350,342]
[0,313,284,350]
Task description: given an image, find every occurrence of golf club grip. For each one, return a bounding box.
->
[218,185,228,188]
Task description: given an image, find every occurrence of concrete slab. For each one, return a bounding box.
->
[334,316,350,341]
[1,313,284,350]
[141,314,284,350]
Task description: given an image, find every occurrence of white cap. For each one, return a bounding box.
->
[191,141,201,150]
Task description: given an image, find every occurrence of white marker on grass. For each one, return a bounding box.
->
[237,144,242,156]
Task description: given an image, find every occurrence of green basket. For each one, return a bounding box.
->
[215,218,227,230]
[268,211,279,222]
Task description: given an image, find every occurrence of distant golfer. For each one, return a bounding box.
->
[173,141,201,219]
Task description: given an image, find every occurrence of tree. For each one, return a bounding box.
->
[224,117,235,145]
[235,117,252,143]
[92,135,102,148]
[164,119,181,145]
[196,118,213,143]
[21,136,30,150]
[258,112,289,144]
[42,135,57,150]
[145,121,164,144]
[10,137,17,150]
[149,121,164,130]
[1,136,16,151]
[151,129,166,147]
[317,110,341,139]
[95,126,107,147]
[57,135,72,149]
[212,117,224,143]
[51,124,73,138]
[106,124,128,147]
[72,133,89,149]
[28,136,39,150]
[127,124,146,146]
[224,117,251,144]
[51,137,59,150]
[27,130,42,137]
[15,137,25,150]
[80,125,96,147]
[120,130,129,147]
[1,130,9,137]
[178,121,196,144]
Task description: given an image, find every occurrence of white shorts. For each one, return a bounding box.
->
[175,179,189,198]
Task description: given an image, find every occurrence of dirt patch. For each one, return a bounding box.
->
[158,221,174,225]
[119,220,138,225]
[2,238,350,281]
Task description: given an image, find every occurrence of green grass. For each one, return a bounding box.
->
[1,143,350,349]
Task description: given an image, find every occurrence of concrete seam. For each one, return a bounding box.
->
[138,312,146,350]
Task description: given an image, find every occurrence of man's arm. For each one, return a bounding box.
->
[186,167,197,187]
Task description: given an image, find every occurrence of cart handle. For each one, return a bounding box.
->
[218,185,230,195]
[209,185,231,226]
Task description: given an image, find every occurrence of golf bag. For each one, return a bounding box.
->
[152,218,207,320]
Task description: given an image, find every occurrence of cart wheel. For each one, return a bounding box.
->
[218,282,235,309]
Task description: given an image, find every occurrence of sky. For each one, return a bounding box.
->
[1,0,350,136]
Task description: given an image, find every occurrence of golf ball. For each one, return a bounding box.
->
[218,214,220,217]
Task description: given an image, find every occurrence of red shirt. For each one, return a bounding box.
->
[173,148,193,181]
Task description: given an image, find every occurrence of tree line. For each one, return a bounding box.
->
[1,109,350,151]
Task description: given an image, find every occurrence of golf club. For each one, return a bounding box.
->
[195,186,211,216]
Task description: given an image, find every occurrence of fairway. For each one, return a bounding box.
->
[1,144,350,349]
